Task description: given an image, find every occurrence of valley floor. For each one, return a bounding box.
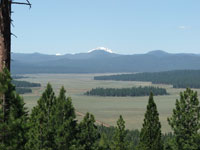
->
[18,73,200,133]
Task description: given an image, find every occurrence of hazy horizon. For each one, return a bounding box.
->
[12,48,200,55]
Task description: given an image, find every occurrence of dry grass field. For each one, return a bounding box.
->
[18,73,200,133]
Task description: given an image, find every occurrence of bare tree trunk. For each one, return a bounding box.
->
[0,0,11,72]
[0,1,11,144]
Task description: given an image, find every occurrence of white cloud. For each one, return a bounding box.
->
[178,26,190,30]
[88,47,113,53]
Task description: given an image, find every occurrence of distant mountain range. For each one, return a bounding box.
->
[11,48,200,74]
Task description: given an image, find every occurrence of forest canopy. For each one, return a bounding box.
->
[94,70,200,88]
[12,80,41,94]
[85,86,168,97]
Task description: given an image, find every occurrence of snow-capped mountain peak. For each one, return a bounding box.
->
[55,53,62,56]
[88,47,113,53]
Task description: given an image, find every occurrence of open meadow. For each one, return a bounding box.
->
[18,73,200,133]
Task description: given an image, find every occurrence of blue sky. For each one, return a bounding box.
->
[12,0,200,55]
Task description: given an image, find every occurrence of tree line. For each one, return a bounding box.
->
[15,87,32,94]
[11,80,41,94]
[85,86,168,97]
[94,70,200,88]
[12,80,41,87]
[0,69,200,150]
[98,125,173,150]
[12,75,28,79]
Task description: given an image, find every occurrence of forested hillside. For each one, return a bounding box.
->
[94,70,200,88]
[11,51,200,74]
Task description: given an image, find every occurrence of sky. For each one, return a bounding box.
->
[11,0,200,55]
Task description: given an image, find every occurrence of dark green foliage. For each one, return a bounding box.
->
[0,68,28,150]
[54,87,77,150]
[168,88,200,150]
[98,125,173,150]
[94,70,200,88]
[112,115,128,150]
[85,86,168,97]
[16,87,32,94]
[12,80,41,87]
[77,113,100,150]
[126,129,140,150]
[98,126,116,141]
[98,125,140,150]
[138,93,163,150]
[98,133,111,150]
[26,84,102,150]
[25,83,56,150]
[12,80,41,94]
[162,132,174,150]
[26,85,79,150]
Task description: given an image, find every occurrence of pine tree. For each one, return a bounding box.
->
[138,92,163,150]
[98,133,111,150]
[77,112,100,150]
[25,83,56,150]
[112,115,128,150]
[0,68,28,150]
[164,140,174,150]
[168,88,200,150]
[54,87,77,150]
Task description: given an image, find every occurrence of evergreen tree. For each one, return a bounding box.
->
[168,88,200,150]
[0,68,28,150]
[112,115,127,150]
[164,140,174,150]
[25,83,56,150]
[138,92,163,150]
[54,87,77,150]
[77,112,100,150]
[98,133,111,150]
